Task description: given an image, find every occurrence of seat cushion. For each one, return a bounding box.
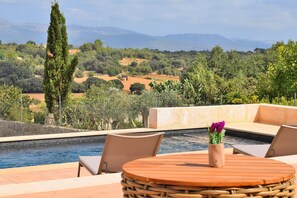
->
[79,156,102,175]
[270,155,297,165]
[232,144,270,158]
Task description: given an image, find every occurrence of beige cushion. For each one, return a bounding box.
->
[79,156,101,175]
[270,155,297,165]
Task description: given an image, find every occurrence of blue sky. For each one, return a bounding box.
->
[0,0,296,42]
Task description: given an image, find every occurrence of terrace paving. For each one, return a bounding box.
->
[0,162,122,197]
[0,149,296,197]
[4,184,122,198]
[0,150,231,197]
[0,124,296,198]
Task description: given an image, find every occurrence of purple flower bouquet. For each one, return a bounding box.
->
[208,121,226,144]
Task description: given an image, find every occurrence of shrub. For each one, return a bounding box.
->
[130,83,146,95]
[84,77,108,89]
[34,111,46,124]
[87,71,94,77]
[107,67,121,76]
[130,61,138,67]
[72,82,85,93]
[111,79,124,90]
[75,70,84,78]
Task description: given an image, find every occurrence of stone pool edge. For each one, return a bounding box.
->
[0,123,280,145]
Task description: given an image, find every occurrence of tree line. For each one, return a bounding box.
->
[1,39,297,128]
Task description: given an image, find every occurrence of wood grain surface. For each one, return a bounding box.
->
[123,154,295,187]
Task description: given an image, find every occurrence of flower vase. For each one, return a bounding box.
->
[208,143,225,168]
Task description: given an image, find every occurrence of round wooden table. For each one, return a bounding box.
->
[121,154,295,198]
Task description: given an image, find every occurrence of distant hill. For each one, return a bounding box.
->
[0,20,271,51]
[0,20,47,44]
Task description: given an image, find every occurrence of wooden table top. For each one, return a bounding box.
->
[123,154,295,187]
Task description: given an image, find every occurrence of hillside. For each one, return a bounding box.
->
[1,38,281,116]
[119,58,147,66]
[26,73,179,111]
[74,73,179,91]
[0,21,271,51]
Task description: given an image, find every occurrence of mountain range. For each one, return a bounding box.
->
[0,20,271,51]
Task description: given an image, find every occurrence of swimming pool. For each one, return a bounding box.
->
[0,130,268,169]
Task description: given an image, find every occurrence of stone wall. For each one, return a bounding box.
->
[2,104,297,137]
[0,120,85,137]
[149,104,259,129]
[148,104,297,129]
[255,104,297,125]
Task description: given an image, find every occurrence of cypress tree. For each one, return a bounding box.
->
[43,1,78,119]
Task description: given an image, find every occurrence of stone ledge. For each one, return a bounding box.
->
[225,122,280,137]
[0,173,122,197]
[0,128,159,143]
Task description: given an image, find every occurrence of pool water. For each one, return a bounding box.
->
[0,131,267,169]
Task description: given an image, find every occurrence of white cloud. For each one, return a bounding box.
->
[65,8,92,20]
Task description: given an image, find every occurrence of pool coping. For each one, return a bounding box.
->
[0,122,280,144]
[0,128,159,143]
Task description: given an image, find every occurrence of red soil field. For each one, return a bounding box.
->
[74,74,179,91]
[25,73,179,111]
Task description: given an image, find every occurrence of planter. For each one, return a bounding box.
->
[208,143,225,168]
